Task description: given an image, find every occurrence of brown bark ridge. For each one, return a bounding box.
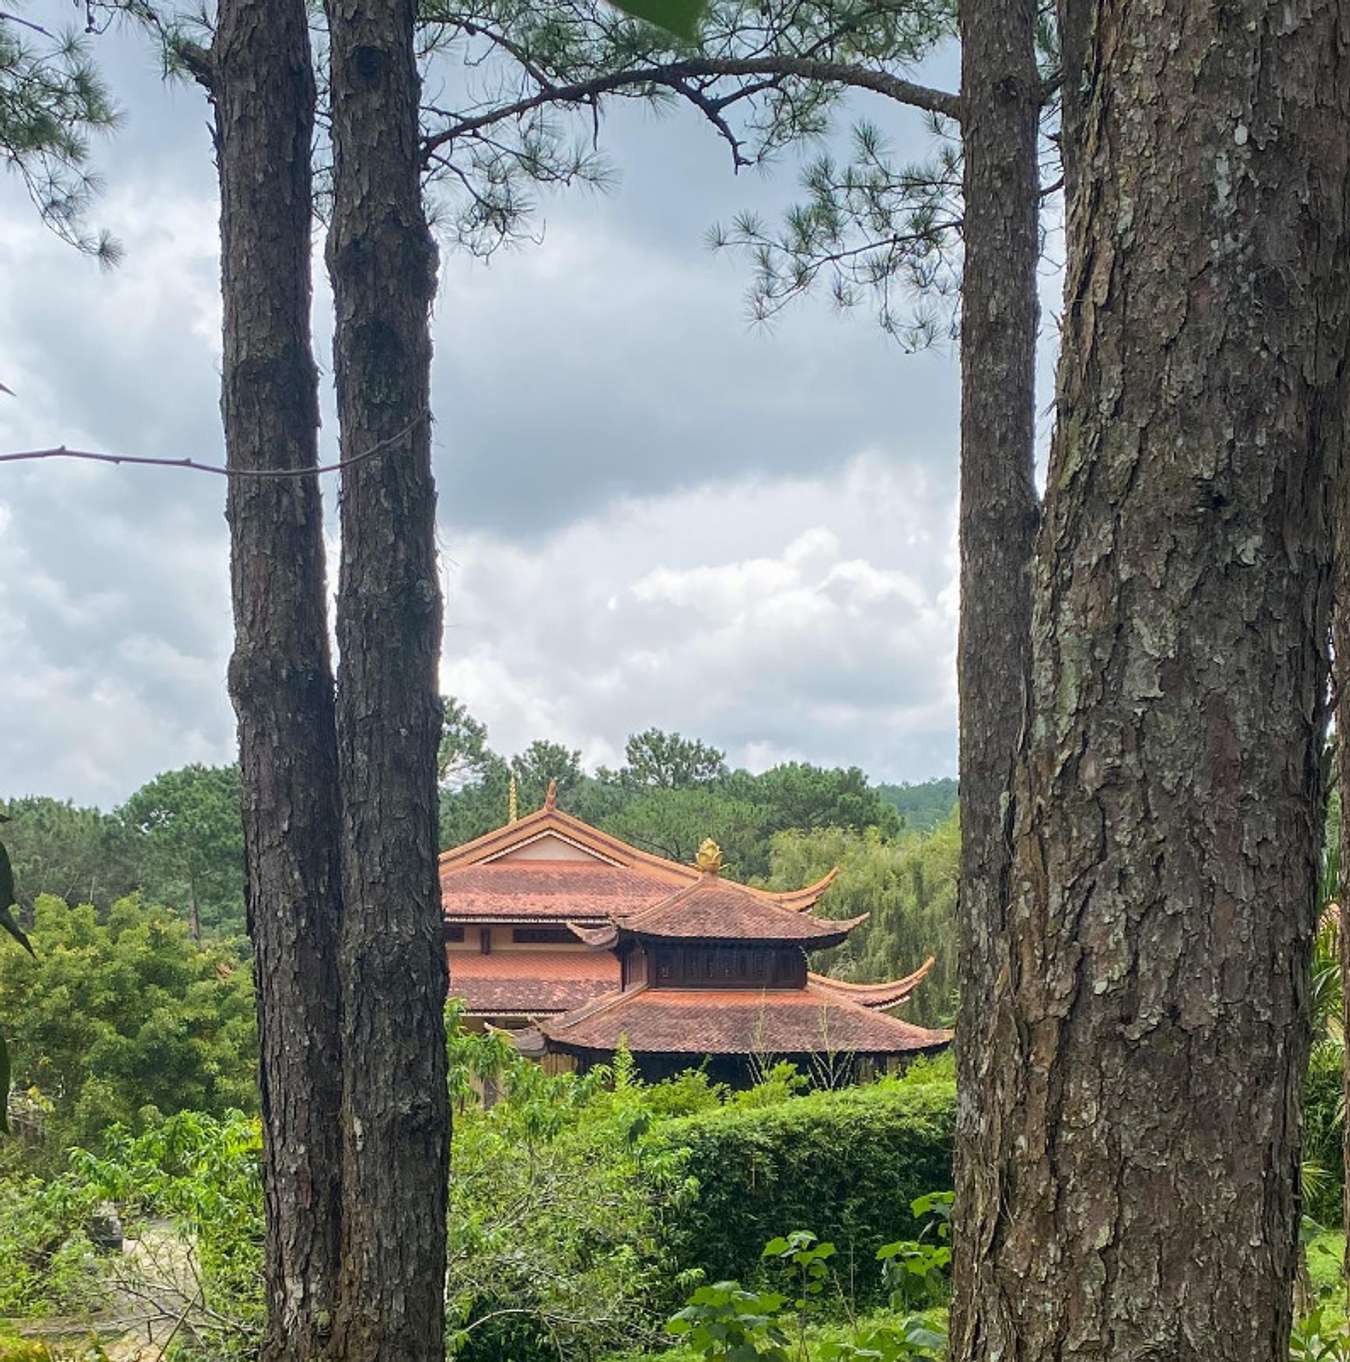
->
[960,2,1350,1359]
[213,3,345,1359]
[948,0,1040,1356]
[324,3,450,1360]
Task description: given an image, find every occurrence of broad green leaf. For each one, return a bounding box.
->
[0,840,33,956]
[604,0,706,42]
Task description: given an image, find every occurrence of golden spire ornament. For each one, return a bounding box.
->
[507,776,519,825]
[695,838,725,875]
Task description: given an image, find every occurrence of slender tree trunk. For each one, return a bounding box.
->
[324,4,450,1359]
[187,874,200,942]
[212,5,345,1359]
[957,2,1350,1358]
[948,0,1040,1353]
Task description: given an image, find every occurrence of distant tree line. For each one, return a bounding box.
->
[438,696,956,881]
[0,709,957,996]
[1,764,246,938]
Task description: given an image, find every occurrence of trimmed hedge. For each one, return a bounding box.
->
[650,1075,955,1306]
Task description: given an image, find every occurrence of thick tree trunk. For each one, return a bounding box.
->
[948,0,1040,1355]
[212,5,345,1360]
[324,4,450,1360]
[958,3,1349,1359]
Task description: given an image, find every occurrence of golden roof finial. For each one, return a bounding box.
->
[695,838,724,875]
[545,778,558,811]
[507,776,519,825]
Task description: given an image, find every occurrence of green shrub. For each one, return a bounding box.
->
[446,1052,696,1362]
[0,896,256,1150]
[72,1108,265,1333]
[1308,1230,1347,1301]
[650,1072,955,1308]
[0,1173,105,1317]
[1305,1042,1345,1227]
[0,1340,53,1362]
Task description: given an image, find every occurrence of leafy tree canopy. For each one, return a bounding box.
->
[602,728,728,789]
[877,777,957,832]
[0,893,256,1148]
[761,812,959,1026]
[436,698,925,880]
[118,763,245,938]
[438,695,496,790]
[0,795,142,916]
[511,739,585,807]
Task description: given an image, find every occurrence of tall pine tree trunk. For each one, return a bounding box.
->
[949,0,1040,1353]
[958,1,1349,1357]
[213,4,345,1358]
[325,4,451,1359]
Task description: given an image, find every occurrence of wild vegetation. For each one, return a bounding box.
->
[2,797,1347,1361]
[0,1009,956,1362]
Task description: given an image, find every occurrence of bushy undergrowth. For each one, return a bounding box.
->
[1304,1041,1345,1227]
[0,1020,955,1362]
[651,1056,955,1309]
[0,1170,104,1317]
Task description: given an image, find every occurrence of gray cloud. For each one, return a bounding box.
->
[0,17,964,806]
[438,454,958,781]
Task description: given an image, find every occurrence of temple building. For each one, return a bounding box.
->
[440,781,949,1083]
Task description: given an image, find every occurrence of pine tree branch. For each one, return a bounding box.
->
[422,56,961,161]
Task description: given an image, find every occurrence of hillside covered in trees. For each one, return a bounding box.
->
[0,704,957,1020]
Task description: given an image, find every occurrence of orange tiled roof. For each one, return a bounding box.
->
[442,861,668,922]
[616,873,868,946]
[526,981,950,1056]
[448,949,621,1016]
[807,956,936,1010]
[440,801,839,921]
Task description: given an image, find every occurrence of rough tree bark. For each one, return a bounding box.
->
[212,4,345,1359]
[957,2,1350,1359]
[948,0,1040,1354]
[324,3,451,1360]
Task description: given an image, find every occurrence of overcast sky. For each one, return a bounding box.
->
[0,16,1027,809]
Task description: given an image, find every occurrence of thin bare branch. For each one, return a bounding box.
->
[0,8,56,37]
[0,412,430,479]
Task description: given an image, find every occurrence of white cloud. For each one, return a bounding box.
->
[438,451,958,782]
[0,25,963,806]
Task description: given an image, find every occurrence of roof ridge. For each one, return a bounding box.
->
[806,957,936,1009]
[622,877,707,930]
[626,869,840,928]
[542,981,645,1034]
[756,866,841,911]
[801,979,952,1042]
[439,809,838,908]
